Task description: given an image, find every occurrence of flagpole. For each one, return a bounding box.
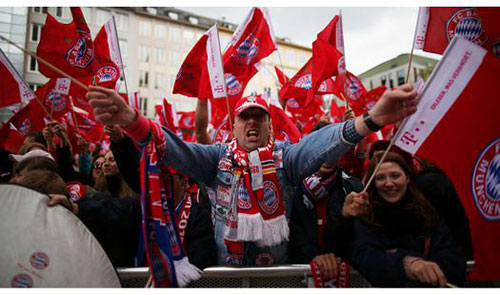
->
[111,16,129,96]
[405,8,422,84]
[223,95,233,129]
[0,35,89,92]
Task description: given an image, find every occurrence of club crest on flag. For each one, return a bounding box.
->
[45,90,67,112]
[225,73,243,96]
[232,33,260,65]
[94,64,119,84]
[18,119,31,136]
[345,77,363,100]
[11,273,33,288]
[65,31,94,68]
[255,252,275,265]
[286,99,300,109]
[472,138,500,220]
[446,8,488,46]
[258,180,279,215]
[225,254,243,265]
[295,74,312,89]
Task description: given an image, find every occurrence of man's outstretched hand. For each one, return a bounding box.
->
[86,86,137,127]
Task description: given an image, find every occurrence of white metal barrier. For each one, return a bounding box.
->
[117,261,475,288]
[117,264,372,288]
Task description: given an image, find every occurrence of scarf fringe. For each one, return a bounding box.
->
[173,256,202,287]
[236,213,289,247]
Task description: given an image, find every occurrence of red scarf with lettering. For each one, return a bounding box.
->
[225,137,289,247]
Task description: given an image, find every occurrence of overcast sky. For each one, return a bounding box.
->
[177,7,443,75]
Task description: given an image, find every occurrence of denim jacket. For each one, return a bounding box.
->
[138,121,354,265]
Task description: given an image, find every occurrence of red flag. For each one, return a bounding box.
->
[217,7,277,113]
[268,95,302,143]
[395,38,500,280]
[0,49,36,108]
[5,99,48,137]
[68,76,95,116]
[178,111,195,131]
[330,96,347,123]
[0,123,25,153]
[275,66,289,86]
[35,78,72,120]
[333,71,367,116]
[37,7,95,77]
[414,7,500,56]
[173,25,226,100]
[307,14,345,106]
[93,17,122,89]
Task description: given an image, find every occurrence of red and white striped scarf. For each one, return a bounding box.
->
[224,137,289,248]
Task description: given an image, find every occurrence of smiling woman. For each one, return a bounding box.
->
[349,151,467,287]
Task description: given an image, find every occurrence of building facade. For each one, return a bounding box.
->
[358,53,439,90]
[1,7,312,121]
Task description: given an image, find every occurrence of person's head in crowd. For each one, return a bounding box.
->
[91,154,105,180]
[365,151,438,235]
[24,131,47,148]
[368,140,416,176]
[232,95,272,152]
[10,169,68,197]
[94,150,135,198]
[10,149,56,175]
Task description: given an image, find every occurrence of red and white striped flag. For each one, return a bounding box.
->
[0,48,35,108]
[395,37,500,280]
[173,25,226,100]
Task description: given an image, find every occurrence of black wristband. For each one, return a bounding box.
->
[362,112,382,132]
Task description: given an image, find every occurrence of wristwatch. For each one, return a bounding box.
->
[362,112,382,132]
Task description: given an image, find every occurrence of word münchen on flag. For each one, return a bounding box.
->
[414,7,500,57]
[394,37,500,281]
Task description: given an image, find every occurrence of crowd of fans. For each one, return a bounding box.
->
[0,83,472,288]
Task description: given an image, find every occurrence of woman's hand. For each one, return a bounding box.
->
[405,257,447,287]
[342,191,370,218]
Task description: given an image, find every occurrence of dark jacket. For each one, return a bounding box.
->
[414,166,473,260]
[77,193,141,267]
[289,170,362,263]
[110,135,141,194]
[350,205,467,287]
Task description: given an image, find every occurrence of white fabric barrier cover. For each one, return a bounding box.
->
[0,184,121,287]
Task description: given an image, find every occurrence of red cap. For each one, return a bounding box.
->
[233,95,270,117]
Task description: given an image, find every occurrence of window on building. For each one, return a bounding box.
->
[96,9,111,28]
[146,8,157,15]
[56,7,63,17]
[169,51,181,66]
[139,21,152,37]
[30,24,41,42]
[115,13,128,31]
[413,67,418,82]
[381,76,387,86]
[138,46,149,62]
[154,24,166,39]
[155,73,165,90]
[397,69,405,86]
[28,83,42,91]
[183,30,195,44]
[156,48,166,63]
[12,7,27,15]
[139,71,149,88]
[33,7,48,14]
[142,97,148,116]
[29,56,39,72]
[119,40,127,60]
[369,80,373,90]
[168,27,181,42]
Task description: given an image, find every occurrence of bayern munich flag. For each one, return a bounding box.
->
[395,37,500,280]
